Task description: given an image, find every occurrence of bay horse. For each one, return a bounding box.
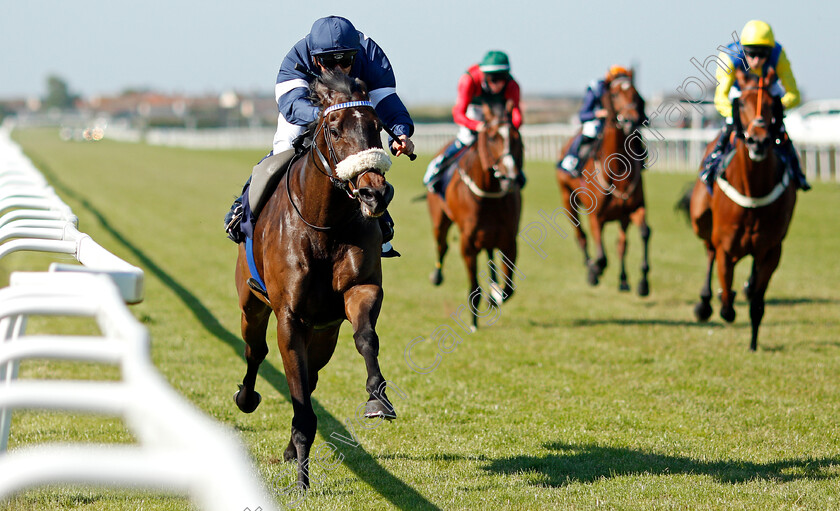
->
[427,100,523,330]
[688,68,796,350]
[555,73,651,295]
[233,71,397,488]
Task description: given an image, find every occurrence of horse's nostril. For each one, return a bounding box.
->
[357,188,376,202]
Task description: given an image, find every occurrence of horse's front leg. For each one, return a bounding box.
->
[694,242,715,322]
[747,245,782,351]
[716,248,738,324]
[345,284,395,419]
[744,257,757,302]
[428,194,452,286]
[561,184,590,266]
[461,244,481,331]
[276,313,317,489]
[496,241,519,303]
[631,207,651,297]
[234,260,272,414]
[617,217,630,292]
[587,214,607,286]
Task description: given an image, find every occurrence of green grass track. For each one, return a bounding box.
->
[3,128,839,510]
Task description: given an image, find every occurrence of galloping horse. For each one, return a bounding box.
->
[688,68,796,350]
[233,71,397,488]
[555,73,650,294]
[427,100,523,330]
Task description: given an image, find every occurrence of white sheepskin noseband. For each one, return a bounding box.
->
[334,148,392,181]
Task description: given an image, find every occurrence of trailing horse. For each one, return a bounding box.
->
[555,73,651,295]
[687,68,796,350]
[232,71,397,488]
[427,100,523,330]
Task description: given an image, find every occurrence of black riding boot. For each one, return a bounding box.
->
[379,210,400,258]
[781,138,811,191]
[700,123,734,186]
[224,176,251,244]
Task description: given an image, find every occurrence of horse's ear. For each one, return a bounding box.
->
[733,67,747,89]
[353,77,368,96]
[312,78,332,108]
[505,99,514,114]
[765,67,777,84]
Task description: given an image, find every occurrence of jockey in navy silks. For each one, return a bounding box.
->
[224,16,415,256]
[557,65,640,176]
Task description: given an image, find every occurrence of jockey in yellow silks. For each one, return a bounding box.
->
[701,20,810,191]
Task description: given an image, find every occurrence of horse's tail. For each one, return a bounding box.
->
[674,182,694,225]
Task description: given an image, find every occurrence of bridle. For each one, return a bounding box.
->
[716,74,791,207]
[461,114,520,199]
[287,99,389,231]
[606,77,642,134]
[313,100,383,199]
[732,76,779,146]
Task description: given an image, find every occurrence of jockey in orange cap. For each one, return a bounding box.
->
[700,20,809,191]
[558,65,640,176]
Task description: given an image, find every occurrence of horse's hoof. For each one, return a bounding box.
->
[283,443,297,463]
[619,280,630,292]
[694,301,713,322]
[430,269,443,286]
[720,306,736,323]
[595,257,607,273]
[234,384,261,413]
[364,398,397,421]
[587,268,600,286]
[637,280,650,297]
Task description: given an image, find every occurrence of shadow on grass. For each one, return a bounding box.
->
[484,441,840,486]
[34,158,438,511]
[568,317,725,328]
[765,296,838,306]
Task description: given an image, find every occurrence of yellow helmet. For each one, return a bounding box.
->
[606,65,630,80]
[740,20,775,47]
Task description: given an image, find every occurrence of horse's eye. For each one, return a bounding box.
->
[329,128,340,138]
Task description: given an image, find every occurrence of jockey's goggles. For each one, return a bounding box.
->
[744,46,771,59]
[485,72,509,84]
[316,51,357,69]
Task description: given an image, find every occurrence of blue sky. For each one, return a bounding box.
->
[2,1,838,105]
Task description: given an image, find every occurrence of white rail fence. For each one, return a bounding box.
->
[105,123,840,182]
[0,127,276,510]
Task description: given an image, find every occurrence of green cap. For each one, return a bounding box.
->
[479,51,511,73]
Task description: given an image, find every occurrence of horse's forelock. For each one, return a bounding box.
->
[311,71,367,108]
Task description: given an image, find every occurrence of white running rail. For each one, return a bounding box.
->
[0,128,277,510]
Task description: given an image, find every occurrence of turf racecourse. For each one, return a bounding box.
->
[3,128,839,510]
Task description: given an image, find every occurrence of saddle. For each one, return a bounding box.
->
[705,141,793,196]
[431,145,471,198]
[236,130,315,241]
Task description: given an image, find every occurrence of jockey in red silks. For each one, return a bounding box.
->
[423,50,524,192]
[700,19,809,191]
